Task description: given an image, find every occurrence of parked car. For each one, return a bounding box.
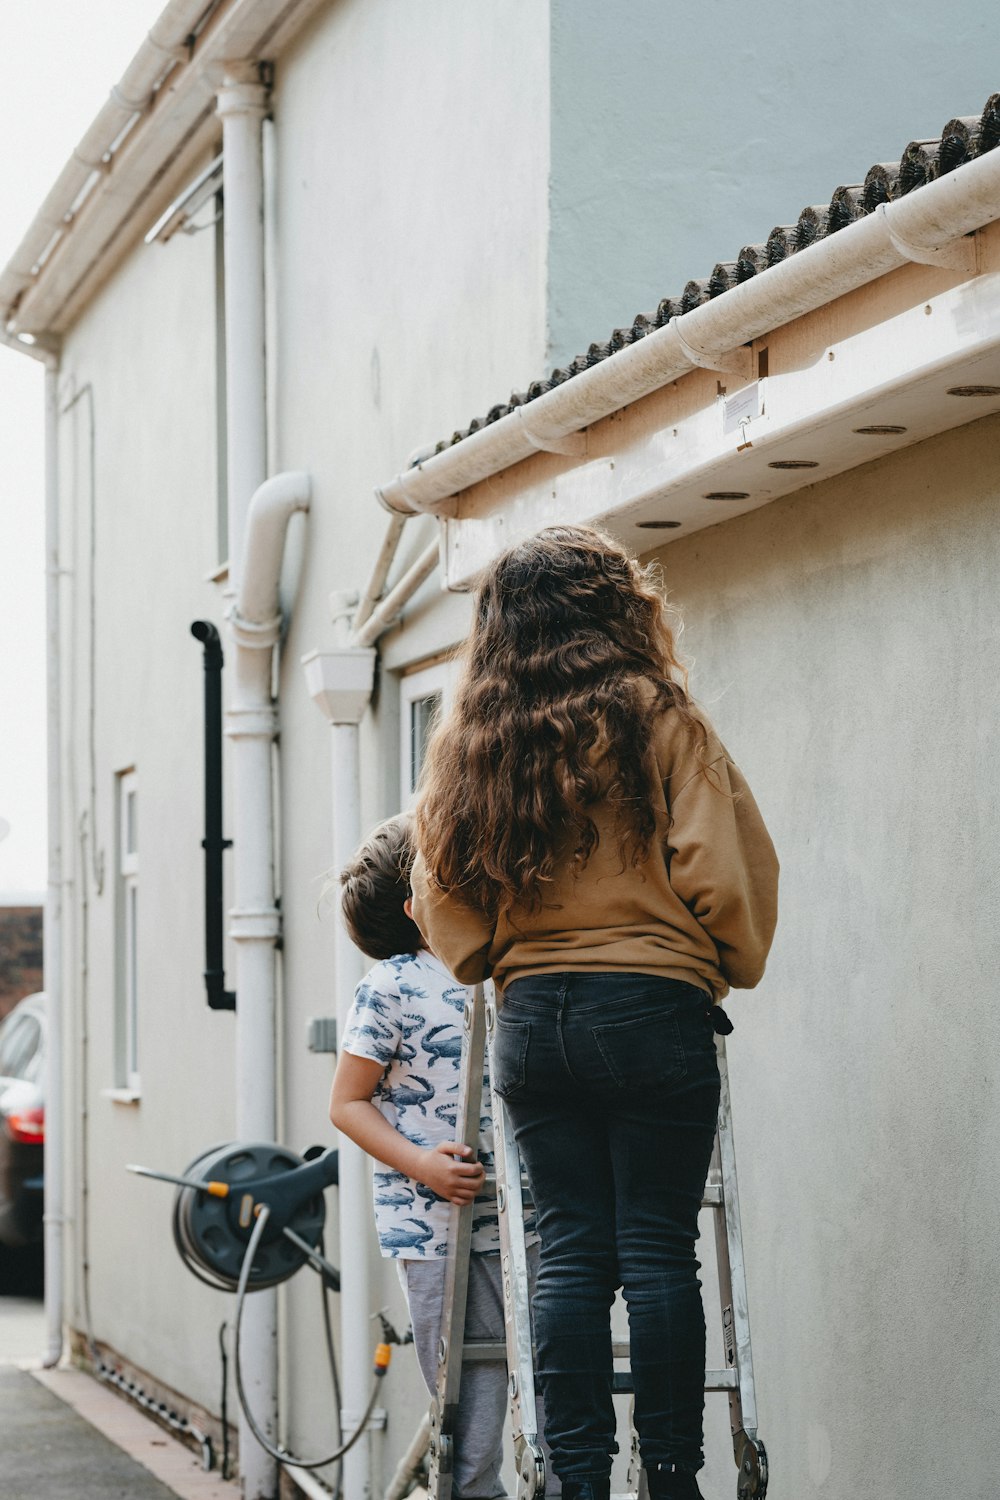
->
[0,992,46,1252]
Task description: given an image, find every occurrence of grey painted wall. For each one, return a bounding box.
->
[548,0,998,364]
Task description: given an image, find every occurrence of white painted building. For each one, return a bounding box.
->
[2,2,999,1497]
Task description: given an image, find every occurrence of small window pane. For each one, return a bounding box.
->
[410,692,442,791]
[127,882,139,1081]
[125,789,137,856]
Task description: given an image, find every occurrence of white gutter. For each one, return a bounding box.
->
[227,471,310,1499]
[1,329,66,1370]
[1,0,331,339]
[377,145,1000,517]
[302,628,377,1500]
[0,0,210,321]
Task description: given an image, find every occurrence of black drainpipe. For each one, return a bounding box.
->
[191,621,236,1010]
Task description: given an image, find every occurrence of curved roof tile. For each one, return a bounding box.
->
[426,93,1000,461]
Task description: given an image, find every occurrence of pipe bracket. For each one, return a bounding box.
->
[515,405,588,456]
[229,907,281,942]
[225,704,278,740]
[878,205,978,274]
[672,323,755,380]
[228,609,282,649]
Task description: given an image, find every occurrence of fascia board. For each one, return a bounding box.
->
[442,257,1000,590]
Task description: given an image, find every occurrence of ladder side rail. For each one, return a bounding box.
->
[713,1033,760,1437]
[485,987,546,1499]
[427,986,489,1500]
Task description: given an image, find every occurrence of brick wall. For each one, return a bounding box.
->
[0,907,44,1020]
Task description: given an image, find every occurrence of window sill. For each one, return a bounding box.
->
[101,1087,141,1106]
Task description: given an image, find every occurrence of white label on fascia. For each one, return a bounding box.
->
[722,383,760,435]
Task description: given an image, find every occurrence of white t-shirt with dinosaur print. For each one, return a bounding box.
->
[343,949,534,1260]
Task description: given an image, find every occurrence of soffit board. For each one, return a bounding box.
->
[441,226,1000,590]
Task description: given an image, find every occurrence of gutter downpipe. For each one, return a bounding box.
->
[216,62,278,1500]
[376,146,1000,517]
[41,353,64,1369]
[302,616,377,1500]
[1,330,65,1368]
[352,540,439,650]
[297,539,442,1498]
[227,472,310,1496]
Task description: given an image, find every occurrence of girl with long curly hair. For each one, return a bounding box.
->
[411,525,778,1500]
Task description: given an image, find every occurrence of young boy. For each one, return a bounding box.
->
[330,814,554,1500]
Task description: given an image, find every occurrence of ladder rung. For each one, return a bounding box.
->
[702,1183,723,1205]
[461,1340,507,1361]
[610,1352,738,1394]
[482,1172,532,1190]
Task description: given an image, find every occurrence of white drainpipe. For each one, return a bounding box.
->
[217,63,269,585]
[216,62,278,1500]
[41,357,64,1368]
[1,330,65,1369]
[302,625,377,1500]
[227,472,310,1498]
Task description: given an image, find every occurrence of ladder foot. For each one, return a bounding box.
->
[515,1440,546,1497]
[734,1433,767,1499]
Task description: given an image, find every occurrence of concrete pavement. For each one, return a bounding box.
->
[1,1292,236,1500]
[0,1364,183,1500]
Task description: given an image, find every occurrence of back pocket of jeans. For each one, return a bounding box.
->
[591,1012,687,1090]
[492,1017,530,1098]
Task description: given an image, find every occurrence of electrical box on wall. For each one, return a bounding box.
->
[307,1017,338,1054]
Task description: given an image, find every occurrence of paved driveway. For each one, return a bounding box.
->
[0,1365,183,1500]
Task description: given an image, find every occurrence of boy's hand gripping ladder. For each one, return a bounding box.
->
[426,985,768,1500]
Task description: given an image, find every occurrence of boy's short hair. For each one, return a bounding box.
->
[340,814,423,961]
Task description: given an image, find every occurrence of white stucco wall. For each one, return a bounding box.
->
[56,178,237,1408]
[55,0,550,1479]
[644,414,1000,1497]
[269,1,550,1478]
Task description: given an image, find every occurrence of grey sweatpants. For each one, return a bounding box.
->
[398,1246,558,1500]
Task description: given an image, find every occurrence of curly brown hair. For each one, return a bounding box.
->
[416,525,706,916]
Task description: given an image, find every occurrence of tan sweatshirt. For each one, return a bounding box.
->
[411,709,779,1001]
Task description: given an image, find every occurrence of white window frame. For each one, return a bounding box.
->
[118,770,141,1095]
[399,660,457,809]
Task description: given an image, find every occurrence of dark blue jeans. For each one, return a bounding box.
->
[493,973,721,1483]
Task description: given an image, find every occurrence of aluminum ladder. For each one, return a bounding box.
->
[425,983,769,1500]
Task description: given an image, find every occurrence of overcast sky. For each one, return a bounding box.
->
[0,2,165,897]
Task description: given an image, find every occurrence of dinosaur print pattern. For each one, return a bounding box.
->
[342,951,538,1259]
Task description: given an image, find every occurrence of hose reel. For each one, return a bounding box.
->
[129,1141,394,1474]
[167,1141,338,1291]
